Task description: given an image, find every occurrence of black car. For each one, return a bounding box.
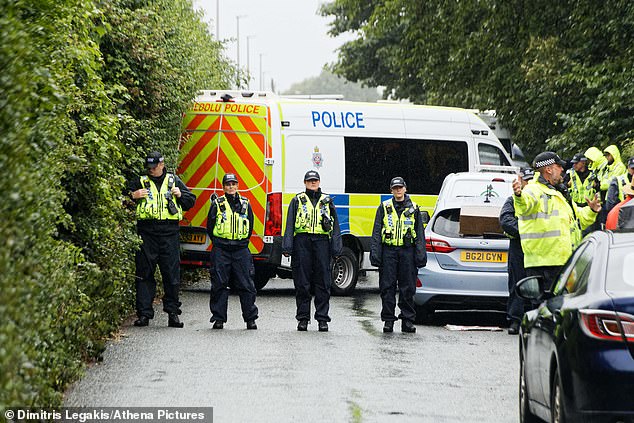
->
[517,230,634,423]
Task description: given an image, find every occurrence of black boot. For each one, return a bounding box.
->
[318,321,329,332]
[168,313,184,328]
[508,321,520,335]
[134,316,149,327]
[246,320,257,330]
[297,320,308,331]
[383,321,394,333]
[401,320,416,333]
[212,320,224,329]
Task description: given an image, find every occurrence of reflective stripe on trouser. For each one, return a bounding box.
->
[209,246,258,323]
[135,231,182,318]
[379,245,416,323]
[291,234,331,322]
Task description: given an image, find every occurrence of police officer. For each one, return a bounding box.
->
[605,157,634,214]
[500,167,534,335]
[370,177,427,333]
[128,151,196,327]
[512,152,601,292]
[207,173,258,330]
[565,153,593,207]
[282,170,342,332]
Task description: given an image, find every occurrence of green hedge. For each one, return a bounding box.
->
[0,0,234,409]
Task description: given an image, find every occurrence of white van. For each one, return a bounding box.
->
[177,91,513,294]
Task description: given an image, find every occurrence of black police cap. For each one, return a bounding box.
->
[145,151,164,168]
[570,153,587,164]
[222,173,239,184]
[519,167,535,181]
[304,170,320,181]
[390,176,406,189]
[533,152,567,169]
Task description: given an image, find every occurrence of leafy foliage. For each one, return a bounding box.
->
[321,0,634,160]
[0,0,234,409]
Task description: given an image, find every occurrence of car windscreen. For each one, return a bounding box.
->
[432,208,506,239]
[606,246,634,292]
[447,180,513,199]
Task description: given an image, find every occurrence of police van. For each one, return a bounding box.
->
[177,90,514,294]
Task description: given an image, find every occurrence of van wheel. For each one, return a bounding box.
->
[331,247,358,296]
[254,265,276,291]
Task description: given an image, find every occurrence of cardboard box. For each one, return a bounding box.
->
[459,205,503,235]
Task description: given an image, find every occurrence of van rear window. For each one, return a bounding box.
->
[344,137,468,194]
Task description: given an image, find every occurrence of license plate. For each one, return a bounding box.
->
[180,233,206,244]
[460,251,507,263]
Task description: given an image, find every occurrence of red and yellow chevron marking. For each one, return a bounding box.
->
[178,102,272,254]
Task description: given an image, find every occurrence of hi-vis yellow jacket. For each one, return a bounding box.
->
[514,179,597,268]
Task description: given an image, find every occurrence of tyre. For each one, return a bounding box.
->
[254,264,276,291]
[519,350,540,423]
[331,246,359,296]
[414,304,435,324]
[551,369,566,423]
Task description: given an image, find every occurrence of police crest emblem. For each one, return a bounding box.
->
[312,146,323,168]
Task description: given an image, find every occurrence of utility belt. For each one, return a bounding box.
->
[382,242,414,249]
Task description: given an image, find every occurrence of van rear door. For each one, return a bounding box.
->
[178,101,271,256]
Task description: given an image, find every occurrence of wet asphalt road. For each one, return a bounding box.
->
[64,274,519,423]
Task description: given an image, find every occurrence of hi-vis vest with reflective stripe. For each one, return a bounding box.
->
[514,181,596,268]
[381,198,418,246]
[212,195,250,240]
[567,169,594,205]
[294,192,332,236]
[136,174,183,220]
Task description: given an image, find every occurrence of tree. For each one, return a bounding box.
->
[321,0,634,160]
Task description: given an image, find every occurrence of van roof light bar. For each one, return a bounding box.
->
[475,164,519,174]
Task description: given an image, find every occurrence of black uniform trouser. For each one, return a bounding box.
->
[209,246,258,323]
[506,243,527,324]
[292,234,331,322]
[379,245,416,323]
[135,231,182,318]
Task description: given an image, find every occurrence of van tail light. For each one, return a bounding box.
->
[579,310,634,342]
[264,192,282,236]
[416,277,422,288]
[426,238,456,253]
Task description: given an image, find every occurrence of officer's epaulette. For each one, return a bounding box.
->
[298,194,308,204]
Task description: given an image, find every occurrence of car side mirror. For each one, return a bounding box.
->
[420,210,430,225]
[515,275,544,300]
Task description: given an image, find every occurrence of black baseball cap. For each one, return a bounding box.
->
[304,170,320,181]
[628,157,634,169]
[570,153,587,164]
[519,167,535,181]
[390,176,406,189]
[222,173,239,184]
[145,151,164,168]
[533,152,567,169]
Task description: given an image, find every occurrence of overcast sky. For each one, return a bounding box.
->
[193,0,352,92]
